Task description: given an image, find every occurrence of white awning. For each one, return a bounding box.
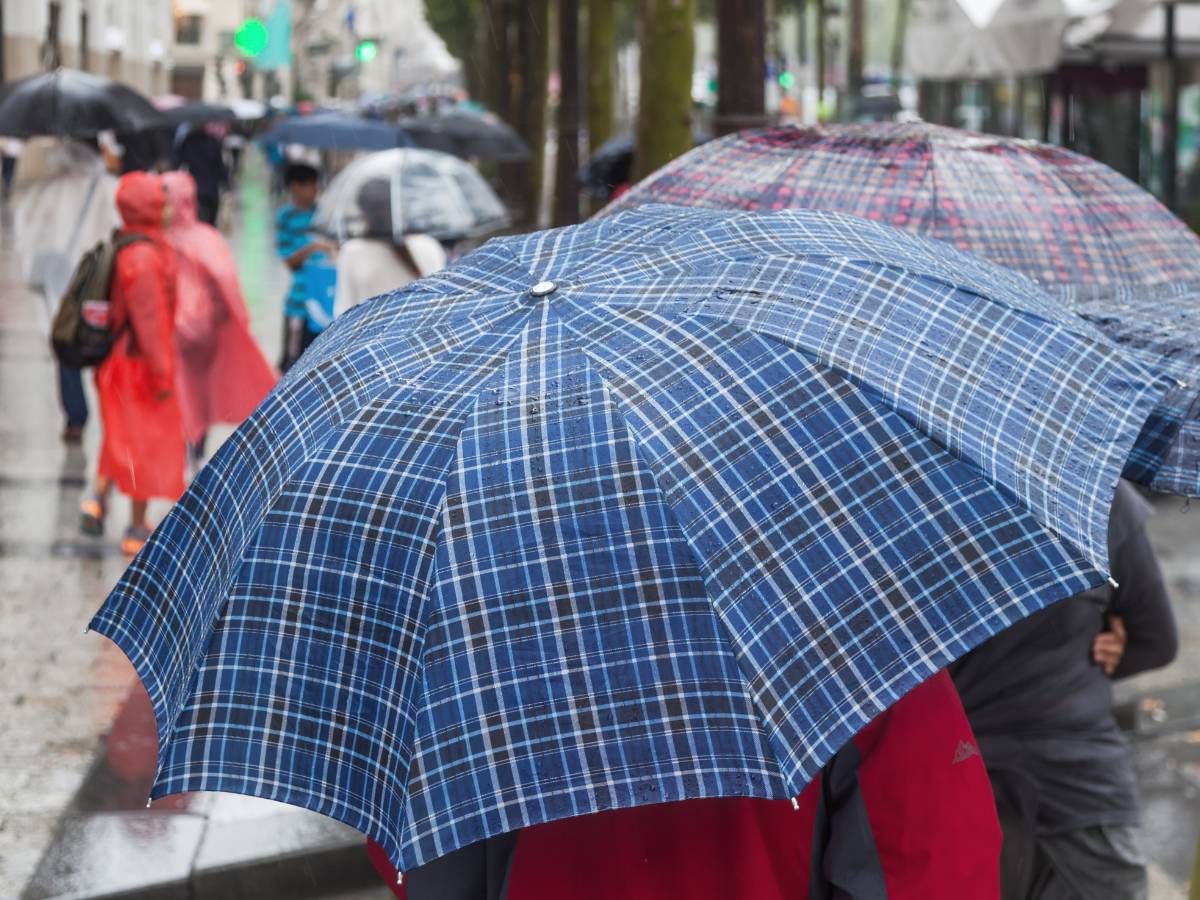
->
[1066,2,1200,61]
[907,0,1135,79]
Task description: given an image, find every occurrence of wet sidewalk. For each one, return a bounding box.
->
[0,158,392,899]
[20,683,383,899]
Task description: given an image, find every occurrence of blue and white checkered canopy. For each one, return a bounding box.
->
[91,205,1168,872]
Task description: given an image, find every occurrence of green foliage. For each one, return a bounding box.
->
[424,0,480,66]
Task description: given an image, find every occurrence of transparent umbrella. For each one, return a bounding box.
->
[314,147,510,243]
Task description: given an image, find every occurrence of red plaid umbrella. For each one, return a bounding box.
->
[604,122,1200,498]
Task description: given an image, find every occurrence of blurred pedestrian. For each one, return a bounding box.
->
[275,162,333,371]
[12,137,119,442]
[162,171,276,471]
[176,124,227,226]
[118,128,169,174]
[332,178,446,318]
[1,137,22,196]
[79,172,184,556]
[264,140,286,197]
[368,670,1001,900]
[951,480,1177,900]
[224,128,246,185]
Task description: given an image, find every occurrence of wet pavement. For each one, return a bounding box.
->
[0,152,1197,898]
[0,156,390,899]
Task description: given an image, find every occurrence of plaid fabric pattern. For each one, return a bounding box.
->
[1058,279,1200,490]
[603,123,1200,497]
[90,206,1166,872]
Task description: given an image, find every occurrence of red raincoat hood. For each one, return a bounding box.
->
[162,171,198,228]
[116,171,167,233]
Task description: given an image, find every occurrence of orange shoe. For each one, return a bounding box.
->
[80,495,107,536]
[120,523,152,556]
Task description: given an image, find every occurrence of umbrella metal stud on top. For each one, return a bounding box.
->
[530,281,557,298]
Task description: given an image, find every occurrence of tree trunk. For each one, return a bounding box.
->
[635,0,696,180]
[515,0,551,227]
[586,0,617,154]
[890,0,910,88]
[715,0,767,137]
[796,0,807,67]
[483,0,513,123]
[815,0,827,118]
[554,0,582,225]
[846,0,864,118]
[1164,2,1179,211]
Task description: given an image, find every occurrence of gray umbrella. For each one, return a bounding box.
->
[397,110,529,162]
[315,148,510,243]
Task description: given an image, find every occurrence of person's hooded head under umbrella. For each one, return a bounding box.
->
[329,176,447,318]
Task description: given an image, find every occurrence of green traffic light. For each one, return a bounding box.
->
[779,71,796,90]
[234,18,268,57]
[356,40,378,62]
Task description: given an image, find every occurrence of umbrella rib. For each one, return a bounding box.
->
[541,307,810,783]
[142,309,536,777]
[578,249,1096,342]
[388,309,558,854]
[1038,155,1150,288]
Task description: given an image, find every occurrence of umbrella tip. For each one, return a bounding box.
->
[397,872,404,885]
[1107,576,1119,590]
[790,796,800,811]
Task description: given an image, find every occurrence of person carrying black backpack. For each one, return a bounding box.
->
[77,172,185,556]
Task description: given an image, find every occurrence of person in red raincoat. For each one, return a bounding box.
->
[368,669,1000,899]
[161,171,277,468]
[80,171,185,556]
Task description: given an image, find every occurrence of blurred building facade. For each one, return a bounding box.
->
[293,0,458,103]
[170,0,248,100]
[2,0,173,94]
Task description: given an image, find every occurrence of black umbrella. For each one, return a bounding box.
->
[398,110,529,162]
[578,131,709,199]
[0,68,163,137]
[578,133,635,197]
[161,101,236,128]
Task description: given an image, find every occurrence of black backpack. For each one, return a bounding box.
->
[49,233,149,368]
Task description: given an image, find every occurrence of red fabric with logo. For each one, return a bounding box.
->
[371,670,999,898]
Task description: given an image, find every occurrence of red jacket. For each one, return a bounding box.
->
[95,172,185,500]
[370,670,1000,899]
[163,171,277,446]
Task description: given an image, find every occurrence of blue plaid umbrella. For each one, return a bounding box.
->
[90,205,1167,873]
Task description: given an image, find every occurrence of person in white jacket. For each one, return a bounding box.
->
[13,137,120,442]
[333,178,446,318]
